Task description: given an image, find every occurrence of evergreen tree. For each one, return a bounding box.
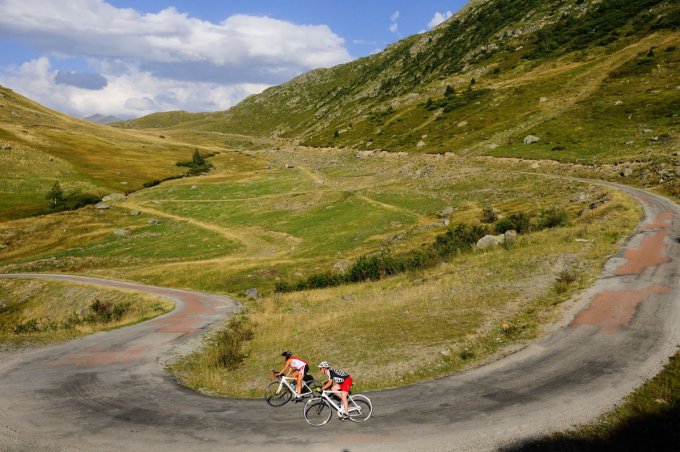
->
[46,181,64,208]
[192,149,205,167]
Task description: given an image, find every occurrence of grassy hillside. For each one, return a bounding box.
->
[0,86,217,220]
[118,0,679,168]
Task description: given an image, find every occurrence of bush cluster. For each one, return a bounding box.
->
[210,316,254,370]
[10,299,131,335]
[176,149,214,176]
[276,223,489,293]
[277,207,571,293]
[45,182,101,213]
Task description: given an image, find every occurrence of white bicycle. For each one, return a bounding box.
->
[264,370,321,407]
[303,390,372,426]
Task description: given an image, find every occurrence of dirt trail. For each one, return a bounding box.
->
[119,199,298,257]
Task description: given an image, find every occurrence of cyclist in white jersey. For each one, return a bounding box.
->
[277,350,309,400]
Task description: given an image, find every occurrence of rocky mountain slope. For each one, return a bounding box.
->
[119,0,679,163]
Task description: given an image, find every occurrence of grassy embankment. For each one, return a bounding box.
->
[0,278,172,344]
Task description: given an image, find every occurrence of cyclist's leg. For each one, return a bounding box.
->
[292,369,302,396]
[340,377,353,414]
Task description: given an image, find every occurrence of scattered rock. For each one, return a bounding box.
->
[438,206,454,218]
[113,229,130,237]
[341,294,352,301]
[539,97,548,103]
[95,202,110,210]
[504,230,518,242]
[439,218,450,227]
[523,135,540,144]
[332,260,351,273]
[285,163,295,168]
[530,163,539,169]
[571,193,587,203]
[476,235,504,249]
[1,145,11,150]
[488,143,498,149]
[650,136,659,142]
[614,100,623,106]
[621,168,633,177]
[245,288,260,300]
[625,141,634,145]
[439,349,451,357]
[416,140,426,148]
[354,153,361,159]
[457,120,468,128]
[642,129,653,134]
[191,185,198,190]
[129,210,141,216]
[148,218,161,225]
[314,180,324,185]
[102,193,126,202]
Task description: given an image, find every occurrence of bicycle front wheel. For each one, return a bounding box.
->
[347,394,372,423]
[304,398,332,426]
[264,381,292,407]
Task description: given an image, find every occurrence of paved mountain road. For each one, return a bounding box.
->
[1,181,680,451]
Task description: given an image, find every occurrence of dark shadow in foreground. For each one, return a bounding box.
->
[503,404,680,452]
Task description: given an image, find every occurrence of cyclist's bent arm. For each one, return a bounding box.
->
[278,359,291,376]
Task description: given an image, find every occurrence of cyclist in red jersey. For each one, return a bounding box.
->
[318,361,352,418]
[277,350,309,400]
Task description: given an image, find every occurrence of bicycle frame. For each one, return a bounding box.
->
[275,374,316,397]
[319,390,357,414]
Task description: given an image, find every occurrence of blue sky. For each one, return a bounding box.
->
[0,0,467,118]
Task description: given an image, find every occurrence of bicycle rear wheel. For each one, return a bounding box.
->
[304,398,332,426]
[264,381,292,407]
[347,394,372,423]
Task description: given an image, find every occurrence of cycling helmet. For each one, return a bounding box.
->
[281,350,292,358]
[318,361,330,368]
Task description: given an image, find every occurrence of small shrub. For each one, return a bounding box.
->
[555,268,578,294]
[495,212,531,234]
[211,316,253,370]
[538,208,569,229]
[481,207,499,223]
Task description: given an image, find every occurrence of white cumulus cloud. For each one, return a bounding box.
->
[0,0,352,118]
[428,11,453,28]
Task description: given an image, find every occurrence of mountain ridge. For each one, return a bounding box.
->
[116,0,679,163]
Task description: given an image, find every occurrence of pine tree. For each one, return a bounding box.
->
[192,149,205,167]
[46,181,64,208]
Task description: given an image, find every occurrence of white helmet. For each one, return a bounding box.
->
[318,361,330,368]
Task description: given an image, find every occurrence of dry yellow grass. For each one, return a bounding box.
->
[170,186,640,397]
[0,277,173,343]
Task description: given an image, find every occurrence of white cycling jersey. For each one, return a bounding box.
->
[289,357,307,372]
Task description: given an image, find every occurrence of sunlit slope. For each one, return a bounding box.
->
[119,0,679,163]
[0,86,202,220]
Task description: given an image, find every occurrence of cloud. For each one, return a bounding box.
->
[0,57,270,119]
[428,11,453,28]
[389,10,399,34]
[55,71,108,90]
[0,0,352,117]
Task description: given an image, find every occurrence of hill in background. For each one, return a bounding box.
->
[0,86,206,220]
[118,0,679,167]
[83,114,123,125]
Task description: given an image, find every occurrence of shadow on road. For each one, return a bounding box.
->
[503,403,680,451]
